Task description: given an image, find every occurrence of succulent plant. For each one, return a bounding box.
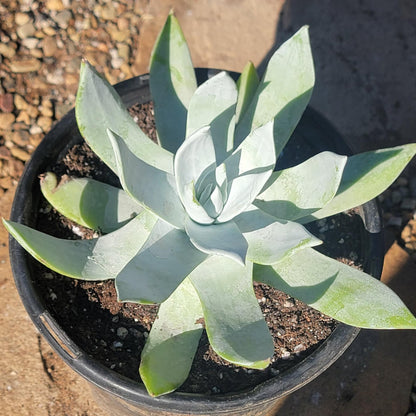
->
[4,13,416,397]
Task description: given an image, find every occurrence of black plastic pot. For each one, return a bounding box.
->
[9,69,384,416]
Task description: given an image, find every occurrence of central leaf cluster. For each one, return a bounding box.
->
[193,168,227,223]
[174,121,276,227]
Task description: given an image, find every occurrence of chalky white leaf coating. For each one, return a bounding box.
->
[235,26,315,157]
[76,61,174,174]
[185,216,248,265]
[189,256,274,368]
[140,278,203,397]
[108,129,186,229]
[234,205,322,265]
[186,71,237,162]
[174,126,217,224]
[217,121,276,222]
[254,151,347,221]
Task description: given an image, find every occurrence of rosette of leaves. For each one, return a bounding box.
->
[4,13,416,397]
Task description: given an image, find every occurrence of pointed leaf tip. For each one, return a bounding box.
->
[235,25,314,155]
[189,256,274,368]
[302,143,416,222]
[150,12,196,153]
[236,61,259,124]
[40,171,143,233]
[255,248,416,329]
[139,278,203,396]
[76,60,174,174]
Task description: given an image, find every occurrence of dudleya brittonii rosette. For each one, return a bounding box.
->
[4,13,416,397]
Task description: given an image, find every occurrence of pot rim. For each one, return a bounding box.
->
[8,69,383,414]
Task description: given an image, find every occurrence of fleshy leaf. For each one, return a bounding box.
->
[235,26,314,156]
[174,126,217,225]
[234,206,321,265]
[235,61,259,124]
[201,184,224,218]
[76,60,173,174]
[189,256,274,368]
[40,172,142,233]
[186,71,237,162]
[108,129,186,229]
[3,212,157,280]
[116,220,208,304]
[254,152,347,221]
[150,12,197,153]
[301,144,416,223]
[185,216,248,265]
[254,248,416,329]
[140,278,203,397]
[217,121,275,223]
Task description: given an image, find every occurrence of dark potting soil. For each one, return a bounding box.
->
[31,102,365,396]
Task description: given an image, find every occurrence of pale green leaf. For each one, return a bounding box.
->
[185,216,248,265]
[301,144,416,223]
[235,61,259,124]
[217,121,275,223]
[189,256,274,368]
[186,71,237,162]
[140,278,203,397]
[254,248,416,329]
[108,129,186,229]
[75,61,173,174]
[150,12,197,153]
[235,26,314,156]
[116,220,208,304]
[40,172,142,233]
[201,184,223,218]
[254,152,347,221]
[234,205,321,265]
[174,126,216,224]
[3,212,157,280]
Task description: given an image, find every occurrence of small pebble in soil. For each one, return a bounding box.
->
[281,349,291,360]
[112,341,123,349]
[294,343,305,354]
[116,327,128,339]
[72,226,85,237]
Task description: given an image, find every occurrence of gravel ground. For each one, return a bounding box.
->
[0,0,146,192]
